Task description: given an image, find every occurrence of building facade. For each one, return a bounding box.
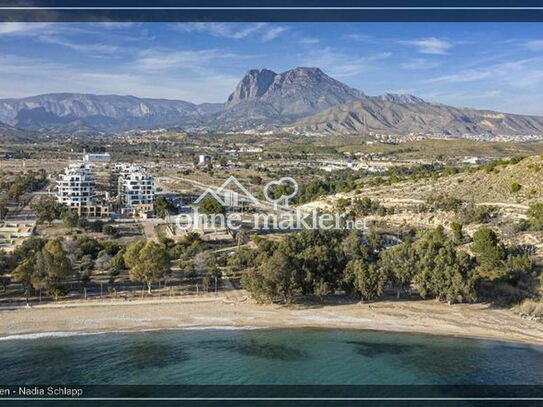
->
[56,163,110,217]
[115,164,155,217]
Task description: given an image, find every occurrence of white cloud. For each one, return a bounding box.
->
[179,23,267,40]
[426,58,543,89]
[261,26,289,42]
[426,69,491,83]
[39,35,119,54]
[177,23,288,42]
[525,40,543,51]
[135,48,238,71]
[402,37,453,55]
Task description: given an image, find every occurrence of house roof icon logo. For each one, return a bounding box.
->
[194,176,260,207]
[193,175,298,209]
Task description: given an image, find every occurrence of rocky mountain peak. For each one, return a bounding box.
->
[226,69,277,106]
[224,67,364,115]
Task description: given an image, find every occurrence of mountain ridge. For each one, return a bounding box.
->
[286,98,543,137]
[0,66,542,140]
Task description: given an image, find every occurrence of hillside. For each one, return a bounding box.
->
[369,156,543,205]
[336,139,543,160]
[0,122,35,143]
[300,156,543,218]
[286,99,543,139]
[0,93,222,132]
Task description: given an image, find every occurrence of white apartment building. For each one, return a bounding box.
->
[57,163,96,207]
[115,164,155,215]
[56,163,110,217]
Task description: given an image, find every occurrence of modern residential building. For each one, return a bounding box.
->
[56,163,110,217]
[115,164,155,217]
[83,152,111,163]
[57,163,96,207]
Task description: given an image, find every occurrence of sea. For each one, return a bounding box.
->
[1,328,543,404]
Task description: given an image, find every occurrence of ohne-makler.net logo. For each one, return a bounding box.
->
[174,176,367,232]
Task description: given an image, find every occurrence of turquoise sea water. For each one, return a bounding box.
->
[1,328,543,385]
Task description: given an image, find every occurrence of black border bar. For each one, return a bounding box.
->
[3,1,543,22]
[2,386,543,399]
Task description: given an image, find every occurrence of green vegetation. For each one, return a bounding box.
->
[421,194,496,224]
[471,227,534,283]
[450,222,464,244]
[350,197,391,216]
[3,235,126,300]
[2,169,47,202]
[31,196,66,224]
[240,228,467,304]
[510,182,522,193]
[527,203,543,230]
[238,226,537,305]
[124,241,171,293]
[0,201,8,220]
[199,197,225,214]
[154,196,176,219]
[480,156,526,174]
[425,193,464,212]
[11,238,71,299]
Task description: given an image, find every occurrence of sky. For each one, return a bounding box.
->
[1,22,543,114]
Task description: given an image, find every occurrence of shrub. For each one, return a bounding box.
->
[457,203,496,224]
[527,203,543,230]
[425,194,464,212]
[102,224,118,236]
[510,182,522,194]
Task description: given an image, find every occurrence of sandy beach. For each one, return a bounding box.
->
[1,292,542,345]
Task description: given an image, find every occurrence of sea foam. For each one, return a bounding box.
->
[0,331,105,342]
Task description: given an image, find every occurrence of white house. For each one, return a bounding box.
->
[83,153,111,163]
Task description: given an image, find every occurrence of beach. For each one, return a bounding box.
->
[1,292,542,345]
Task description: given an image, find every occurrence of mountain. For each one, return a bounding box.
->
[1,67,543,140]
[0,93,222,133]
[225,67,363,113]
[372,93,427,105]
[285,98,543,138]
[0,121,35,143]
[210,67,365,130]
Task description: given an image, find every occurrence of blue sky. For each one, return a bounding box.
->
[1,22,543,114]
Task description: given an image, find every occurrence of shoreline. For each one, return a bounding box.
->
[1,293,543,346]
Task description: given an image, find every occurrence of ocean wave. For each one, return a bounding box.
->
[0,331,106,342]
[0,326,268,341]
